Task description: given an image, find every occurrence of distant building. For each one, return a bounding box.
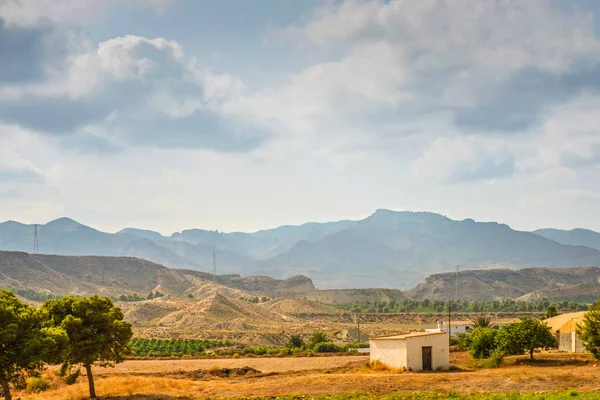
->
[425,319,517,337]
[544,312,587,353]
[370,331,449,371]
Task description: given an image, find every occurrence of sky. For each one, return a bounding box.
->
[1,0,600,235]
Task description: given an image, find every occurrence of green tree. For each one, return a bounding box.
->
[308,331,329,349]
[577,300,600,359]
[471,316,493,329]
[546,305,558,319]
[0,290,67,400]
[468,327,498,359]
[147,292,154,300]
[496,317,557,360]
[287,335,305,348]
[42,295,133,399]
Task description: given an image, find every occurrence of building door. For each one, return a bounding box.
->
[422,346,433,371]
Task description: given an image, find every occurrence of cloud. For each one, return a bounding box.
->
[0,0,172,27]
[411,136,515,183]
[0,30,256,152]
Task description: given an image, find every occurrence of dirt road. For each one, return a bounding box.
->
[96,355,368,375]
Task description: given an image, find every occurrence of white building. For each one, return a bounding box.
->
[426,319,517,337]
[370,331,449,371]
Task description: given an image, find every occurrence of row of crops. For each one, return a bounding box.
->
[129,338,235,357]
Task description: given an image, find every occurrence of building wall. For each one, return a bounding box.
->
[370,339,407,369]
[405,333,450,371]
[370,334,449,372]
[557,318,587,353]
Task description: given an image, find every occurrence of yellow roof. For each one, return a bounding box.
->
[371,331,448,340]
[543,312,587,332]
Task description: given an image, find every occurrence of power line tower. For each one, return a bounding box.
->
[212,251,217,282]
[455,265,460,302]
[33,225,39,254]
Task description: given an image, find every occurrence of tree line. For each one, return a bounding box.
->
[0,290,132,400]
[335,299,590,314]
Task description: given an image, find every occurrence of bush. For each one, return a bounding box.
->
[469,327,498,359]
[26,376,49,393]
[287,335,305,349]
[477,349,504,368]
[308,331,329,349]
[313,342,341,353]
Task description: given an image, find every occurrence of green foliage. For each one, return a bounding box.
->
[129,338,234,357]
[287,335,305,349]
[239,296,271,303]
[495,316,557,360]
[476,348,504,368]
[42,295,133,399]
[313,342,343,353]
[25,376,49,393]
[0,290,67,400]
[577,300,600,359]
[471,316,493,329]
[333,299,590,314]
[468,327,498,359]
[308,331,329,349]
[546,305,559,318]
[9,288,61,302]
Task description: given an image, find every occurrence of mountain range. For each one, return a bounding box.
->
[1,210,600,288]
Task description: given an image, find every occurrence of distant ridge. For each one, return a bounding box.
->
[2,210,600,288]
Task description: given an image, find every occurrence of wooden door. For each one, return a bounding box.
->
[422,346,432,371]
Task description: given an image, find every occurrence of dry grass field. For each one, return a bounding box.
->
[13,351,600,400]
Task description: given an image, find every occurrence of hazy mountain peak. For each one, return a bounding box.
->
[44,217,84,228]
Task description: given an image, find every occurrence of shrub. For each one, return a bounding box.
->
[314,342,340,353]
[287,335,305,349]
[577,300,600,359]
[468,327,498,359]
[477,348,504,368]
[308,331,329,349]
[232,353,241,359]
[26,376,49,393]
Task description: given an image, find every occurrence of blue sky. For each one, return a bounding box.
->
[1,0,599,234]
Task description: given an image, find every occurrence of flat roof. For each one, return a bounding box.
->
[371,331,448,340]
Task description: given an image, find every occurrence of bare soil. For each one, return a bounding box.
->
[95,355,368,375]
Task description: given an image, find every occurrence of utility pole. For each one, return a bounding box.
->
[212,251,217,282]
[33,225,39,254]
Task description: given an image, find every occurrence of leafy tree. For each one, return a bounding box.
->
[577,300,600,359]
[468,327,498,359]
[187,293,194,299]
[147,292,154,300]
[308,331,329,349]
[42,296,133,399]
[496,316,557,360]
[0,290,67,400]
[287,335,305,348]
[546,305,558,318]
[471,316,493,329]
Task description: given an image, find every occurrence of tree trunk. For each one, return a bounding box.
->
[0,378,12,400]
[529,348,535,361]
[84,364,96,399]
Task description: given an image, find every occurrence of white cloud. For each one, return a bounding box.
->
[0,0,172,27]
[411,136,515,183]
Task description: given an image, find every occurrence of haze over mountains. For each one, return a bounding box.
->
[1,210,600,289]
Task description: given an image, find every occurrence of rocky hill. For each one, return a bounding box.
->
[0,251,312,299]
[407,266,600,301]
